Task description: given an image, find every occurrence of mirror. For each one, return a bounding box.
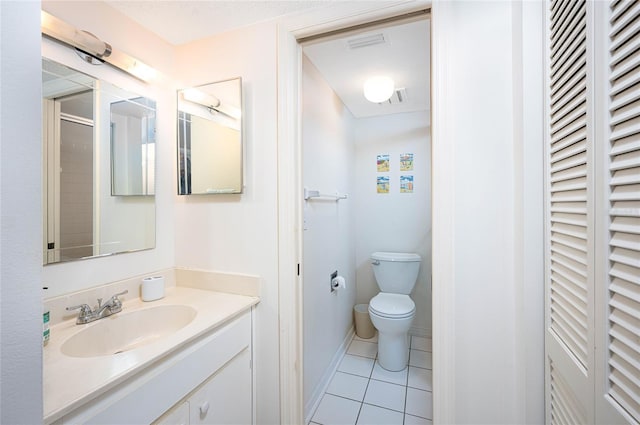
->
[42,58,156,264]
[177,78,242,195]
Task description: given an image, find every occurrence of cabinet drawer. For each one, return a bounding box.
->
[189,348,251,425]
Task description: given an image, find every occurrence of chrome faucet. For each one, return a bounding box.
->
[66,290,128,324]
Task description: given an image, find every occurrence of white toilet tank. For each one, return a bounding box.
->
[371,252,421,294]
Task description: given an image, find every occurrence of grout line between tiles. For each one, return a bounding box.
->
[363,401,405,415]
[310,335,434,425]
[410,364,432,371]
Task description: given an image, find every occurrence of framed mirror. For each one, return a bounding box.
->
[42,58,156,264]
[177,78,242,195]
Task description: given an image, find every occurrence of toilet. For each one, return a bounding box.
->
[368,251,421,371]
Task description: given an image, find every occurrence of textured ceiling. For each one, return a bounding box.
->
[104,1,430,118]
[105,0,334,45]
[303,17,430,118]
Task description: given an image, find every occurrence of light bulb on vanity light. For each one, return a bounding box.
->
[363,75,395,103]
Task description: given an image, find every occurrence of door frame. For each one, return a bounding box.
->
[274,1,457,423]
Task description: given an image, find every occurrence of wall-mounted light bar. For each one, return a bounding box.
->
[41,11,157,82]
[181,88,241,120]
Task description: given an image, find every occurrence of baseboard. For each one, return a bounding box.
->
[304,326,355,423]
[409,325,431,339]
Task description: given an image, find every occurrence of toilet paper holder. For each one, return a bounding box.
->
[330,270,346,292]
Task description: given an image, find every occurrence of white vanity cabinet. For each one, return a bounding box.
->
[155,348,251,425]
[155,402,189,425]
[188,348,252,424]
[55,309,253,425]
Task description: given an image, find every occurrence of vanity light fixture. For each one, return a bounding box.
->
[181,88,241,120]
[41,11,157,82]
[363,75,395,103]
[182,88,221,110]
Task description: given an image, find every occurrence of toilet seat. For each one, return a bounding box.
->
[369,293,415,319]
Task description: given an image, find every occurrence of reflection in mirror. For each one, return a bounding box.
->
[177,78,242,195]
[42,58,156,264]
[110,97,156,195]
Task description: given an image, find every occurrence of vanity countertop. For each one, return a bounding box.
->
[43,286,259,423]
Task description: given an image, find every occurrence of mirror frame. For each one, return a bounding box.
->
[177,77,243,195]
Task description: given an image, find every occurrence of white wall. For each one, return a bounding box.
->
[301,55,356,414]
[173,23,281,425]
[430,1,544,423]
[354,111,431,336]
[41,1,176,297]
[0,1,44,422]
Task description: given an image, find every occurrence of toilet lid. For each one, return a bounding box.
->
[369,293,415,318]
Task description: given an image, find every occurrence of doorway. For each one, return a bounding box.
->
[298,13,432,424]
[42,93,95,263]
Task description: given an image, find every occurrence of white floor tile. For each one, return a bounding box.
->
[409,349,432,369]
[363,379,406,412]
[404,414,433,425]
[311,393,361,425]
[371,361,408,386]
[326,371,369,402]
[347,340,378,359]
[405,387,432,419]
[354,332,378,343]
[411,336,431,352]
[357,404,404,425]
[408,366,432,391]
[338,354,375,378]
[312,333,436,425]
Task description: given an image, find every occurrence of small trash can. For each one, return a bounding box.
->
[354,304,375,339]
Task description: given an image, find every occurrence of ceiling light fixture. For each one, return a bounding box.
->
[41,11,157,82]
[363,76,395,103]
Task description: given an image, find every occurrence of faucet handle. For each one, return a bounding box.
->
[111,289,128,299]
[109,289,128,311]
[66,303,92,314]
[66,303,94,324]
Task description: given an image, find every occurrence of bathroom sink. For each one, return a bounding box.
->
[61,305,197,358]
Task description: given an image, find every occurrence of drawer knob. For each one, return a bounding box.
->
[200,401,210,417]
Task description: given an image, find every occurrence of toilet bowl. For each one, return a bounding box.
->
[368,293,415,371]
[368,252,421,371]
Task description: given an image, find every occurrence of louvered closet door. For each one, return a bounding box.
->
[545,0,595,423]
[602,1,640,423]
[547,0,640,424]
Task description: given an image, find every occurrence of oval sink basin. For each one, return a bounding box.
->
[61,305,197,358]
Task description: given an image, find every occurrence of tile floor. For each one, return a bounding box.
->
[309,334,433,425]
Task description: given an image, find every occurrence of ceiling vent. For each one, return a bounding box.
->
[388,88,407,104]
[347,33,386,49]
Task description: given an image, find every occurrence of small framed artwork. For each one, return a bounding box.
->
[400,153,414,171]
[400,175,414,193]
[377,154,390,172]
[377,176,390,193]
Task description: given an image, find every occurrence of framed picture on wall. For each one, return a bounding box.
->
[400,153,414,171]
[400,175,414,193]
[377,154,390,172]
[377,176,390,193]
